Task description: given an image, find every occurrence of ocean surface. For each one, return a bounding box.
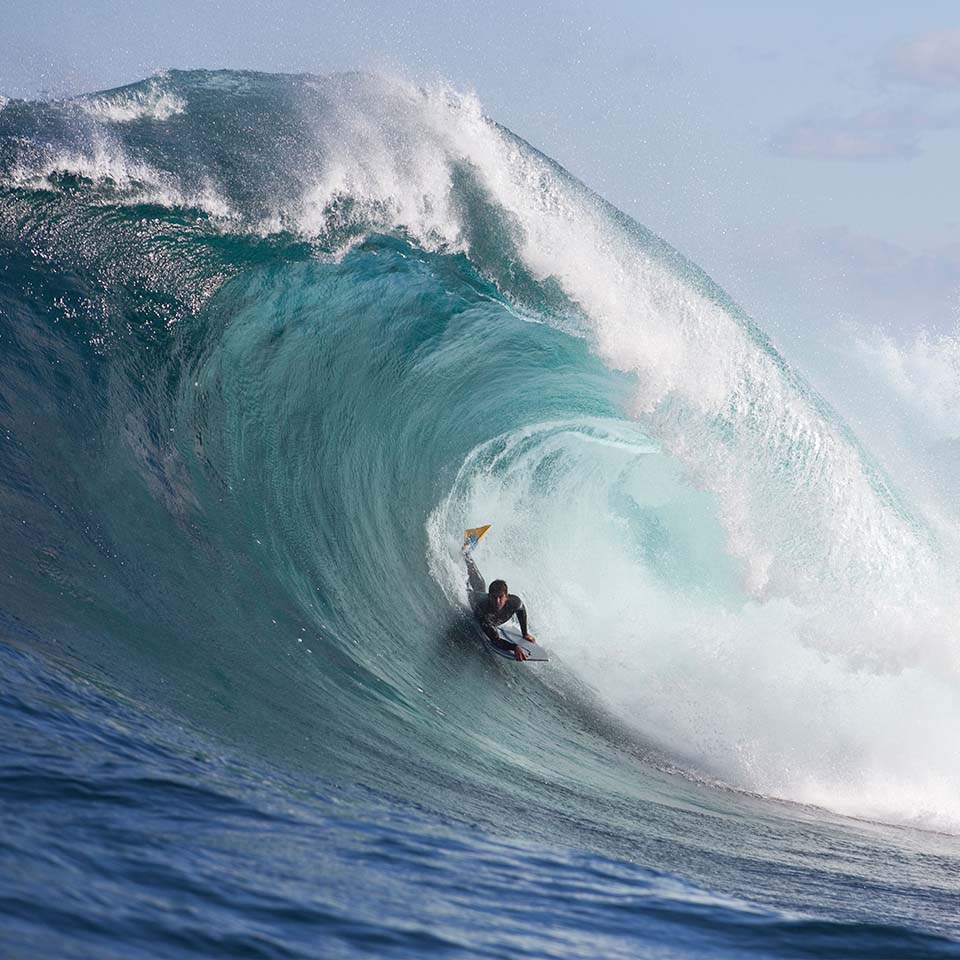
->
[1,70,959,959]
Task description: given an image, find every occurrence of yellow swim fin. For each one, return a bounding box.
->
[462,524,491,555]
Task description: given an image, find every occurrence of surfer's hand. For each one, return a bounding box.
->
[514,644,528,661]
[523,633,537,644]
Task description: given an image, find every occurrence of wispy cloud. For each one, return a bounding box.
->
[769,224,960,331]
[770,27,960,161]
[769,104,926,160]
[879,28,960,87]
[770,103,960,161]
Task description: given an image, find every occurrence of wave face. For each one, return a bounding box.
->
[2,70,960,955]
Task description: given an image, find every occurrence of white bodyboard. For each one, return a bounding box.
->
[489,623,549,662]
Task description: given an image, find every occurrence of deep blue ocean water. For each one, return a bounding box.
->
[1,70,959,958]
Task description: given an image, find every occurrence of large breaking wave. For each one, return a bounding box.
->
[2,68,959,854]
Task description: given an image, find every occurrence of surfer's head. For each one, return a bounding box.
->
[488,580,509,611]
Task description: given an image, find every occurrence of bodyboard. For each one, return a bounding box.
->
[489,623,549,662]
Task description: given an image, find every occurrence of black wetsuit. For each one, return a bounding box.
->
[473,593,529,649]
[465,554,529,649]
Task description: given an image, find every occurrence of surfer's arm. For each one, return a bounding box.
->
[514,602,536,642]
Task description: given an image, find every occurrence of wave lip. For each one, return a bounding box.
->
[78,77,187,123]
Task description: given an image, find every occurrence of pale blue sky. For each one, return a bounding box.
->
[3,1,959,339]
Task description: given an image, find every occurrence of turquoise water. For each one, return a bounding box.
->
[1,70,959,958]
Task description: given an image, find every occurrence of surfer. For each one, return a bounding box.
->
[464,552,538,660]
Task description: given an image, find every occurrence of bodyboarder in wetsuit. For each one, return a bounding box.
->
[464,553,538,660]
